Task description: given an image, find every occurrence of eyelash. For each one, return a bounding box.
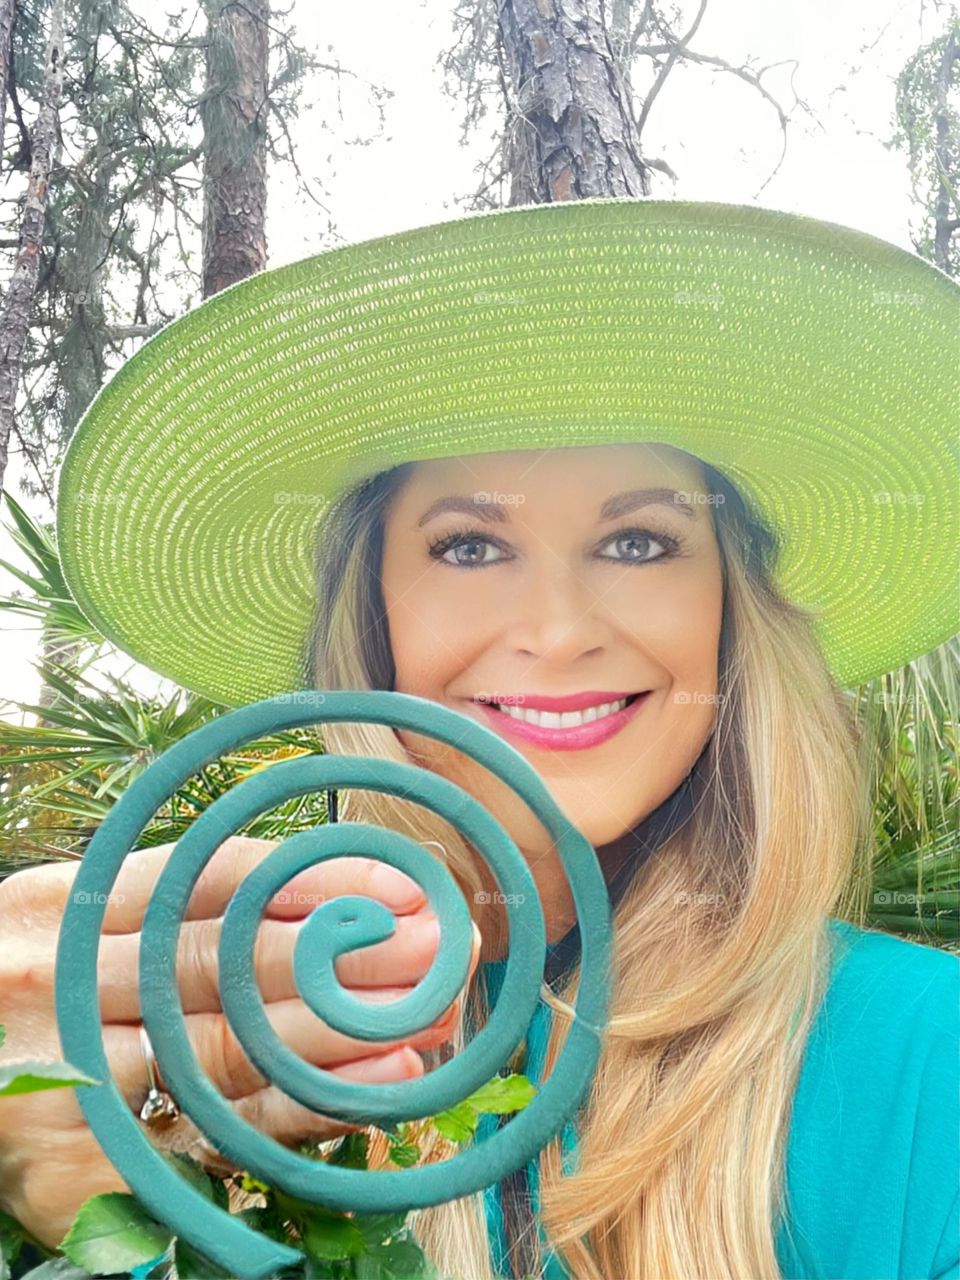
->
[426,522,688,569]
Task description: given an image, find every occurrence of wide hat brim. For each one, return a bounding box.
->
[56,197,960,707]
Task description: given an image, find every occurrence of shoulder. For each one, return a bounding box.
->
[821,916,958,1053]
[802,916,958,1150]
[779,918,959,1280]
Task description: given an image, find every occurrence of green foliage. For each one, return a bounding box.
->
[889,18,960,274]
[847,637,960,947]
[433,1073,536,1143]
[0,1061,100,1098]
[0,1024,100,1098]
[0,1083,536,1279]
[8,0,385,490]
[0,489,329,873]
[59,1195,174,1275]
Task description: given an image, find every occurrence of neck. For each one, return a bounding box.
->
[477,831,635,964]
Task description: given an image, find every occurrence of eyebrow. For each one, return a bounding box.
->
[415,487,698,528]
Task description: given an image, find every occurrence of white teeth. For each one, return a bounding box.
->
[490,697,628,728]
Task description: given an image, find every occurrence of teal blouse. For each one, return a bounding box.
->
[479,918,960,1280]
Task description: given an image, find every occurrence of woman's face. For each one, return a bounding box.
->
[380,443,724,886]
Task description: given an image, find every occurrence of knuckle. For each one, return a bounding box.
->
[0,958,53,1004]
[360,857,382,892]
[178,920,220,1010]
[197,1012,237,1094]
[252,919,287,991]
[336,945,372,986]
[194,836,278,900]
[0,862,73,920]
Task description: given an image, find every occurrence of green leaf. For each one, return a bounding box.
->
[159,1151,229,1212]
[431,1100,477,1143]
[0,1207,23,1280]
[11,1259,94,1280]
[282,1256,335,1280]
[233,1207,293,1247]
[326,1131,369,1169]
[160,1150,213,1198]
[429,1074,536,1143]
[465,1074,536,1115]
[353,1236,438,1280]
[299,1212,365,1262]
[431,1107,476,1142]
[240,1173,271,1195]
[385,1142,420,1168]
[59,1193,173,1275]
[131,1244,172,1280]
[0,1062,100,1097]
[351,1212,408,1247]
[173,1236,234,1279]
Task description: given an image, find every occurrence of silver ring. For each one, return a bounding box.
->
[138,1025,181,1129]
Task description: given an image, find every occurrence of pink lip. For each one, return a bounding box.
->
[472,691,651,752]
[474,689,637,713]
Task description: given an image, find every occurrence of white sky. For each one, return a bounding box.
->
[0,0,950,722]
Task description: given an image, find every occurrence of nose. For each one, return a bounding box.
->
[501,559,612,664]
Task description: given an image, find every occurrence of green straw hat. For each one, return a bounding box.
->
[56,197,959,708]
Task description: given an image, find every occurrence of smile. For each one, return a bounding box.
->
[470,691,651,751]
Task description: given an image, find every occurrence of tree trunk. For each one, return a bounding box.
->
[933,29,959,273]
[0,0,15,166]
[201,0,270,298]
[60,154,113,438]
[497,0,650,206]
[0,0,64,496]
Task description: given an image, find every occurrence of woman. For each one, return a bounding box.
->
[0,199,957,1279]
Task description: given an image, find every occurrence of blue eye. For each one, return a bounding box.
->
[426,525,685,569]
[598,529,680,564]
[434,535,503,567]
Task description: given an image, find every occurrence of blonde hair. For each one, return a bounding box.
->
[304,455,869,1279]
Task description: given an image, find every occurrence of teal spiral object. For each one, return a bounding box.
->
[54,691,613,1279]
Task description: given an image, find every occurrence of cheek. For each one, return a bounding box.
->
[615,565,723,682]
[385,575,485,696]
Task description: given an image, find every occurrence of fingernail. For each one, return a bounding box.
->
[416,911,441,950]
[370,863,425,911]
[364,1047,424,1082]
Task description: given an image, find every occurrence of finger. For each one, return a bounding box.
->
[106,988,462,1104]
[97,908,443,1021]
[231,1048,425,1145]
[99,841,426,934]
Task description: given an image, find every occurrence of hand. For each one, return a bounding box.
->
[0,836,480,1248]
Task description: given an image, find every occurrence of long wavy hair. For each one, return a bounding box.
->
[304,451,870,1279]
